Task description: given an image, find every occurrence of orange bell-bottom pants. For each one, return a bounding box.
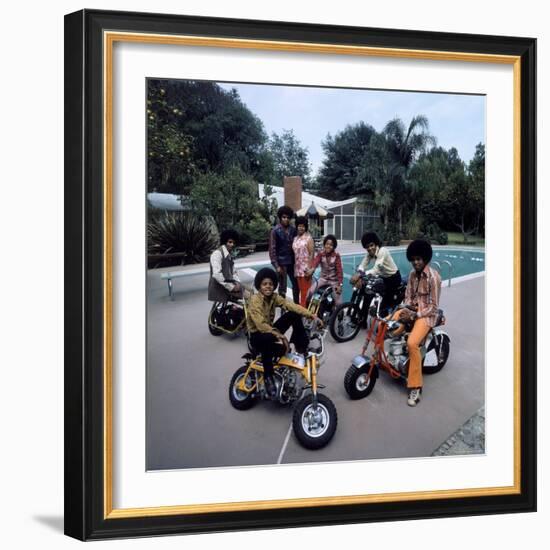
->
[296,276,312,308]
[392,309,431,389]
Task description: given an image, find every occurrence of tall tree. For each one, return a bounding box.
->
[382,115,435,230]
[357,133,395,229]
[268,130,312,186]
[466,142,485,235]
[317,122,377,200]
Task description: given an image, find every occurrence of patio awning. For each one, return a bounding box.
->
[296,201,334,219]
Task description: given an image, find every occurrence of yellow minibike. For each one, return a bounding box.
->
[228,324,337,450]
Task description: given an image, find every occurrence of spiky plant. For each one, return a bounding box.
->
[148,212,219,265]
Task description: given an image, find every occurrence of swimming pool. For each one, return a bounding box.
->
[248,247,485,302]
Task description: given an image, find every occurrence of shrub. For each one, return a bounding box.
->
[422,222,448,245]
[239,213,272,245]
[374,222,401,246]
[147,212,219,265]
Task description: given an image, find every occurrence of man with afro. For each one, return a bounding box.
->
[268,205,299,303]
[207,228,242,303]
[392,239,442,407]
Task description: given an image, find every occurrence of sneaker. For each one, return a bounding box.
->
[407,387,422,407]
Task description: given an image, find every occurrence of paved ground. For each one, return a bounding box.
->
[431,407,486,456]
[146,262,485,470]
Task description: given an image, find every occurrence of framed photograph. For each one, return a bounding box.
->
[64,9,536,540]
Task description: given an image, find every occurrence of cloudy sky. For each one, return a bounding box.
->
[219,82,485,176]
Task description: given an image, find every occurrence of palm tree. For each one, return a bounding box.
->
[383,115,435,231]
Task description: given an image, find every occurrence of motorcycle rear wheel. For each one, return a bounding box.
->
[422,334,450,374]
[292,393,337,450]
[329,302,361,342]
[344,363,376,399]
[229,366,256,410]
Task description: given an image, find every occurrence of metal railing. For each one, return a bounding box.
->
[432,260,453,287]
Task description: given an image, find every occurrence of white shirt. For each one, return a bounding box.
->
[358,246,398,278]
[210,245,240,291]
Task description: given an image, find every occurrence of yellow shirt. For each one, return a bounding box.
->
[246,293,313,336]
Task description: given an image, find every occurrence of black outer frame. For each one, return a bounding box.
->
[64,9,536,541]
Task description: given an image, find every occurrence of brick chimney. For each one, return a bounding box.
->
[283,176,302,214]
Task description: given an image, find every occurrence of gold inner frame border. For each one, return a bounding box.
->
[102,30,522,519]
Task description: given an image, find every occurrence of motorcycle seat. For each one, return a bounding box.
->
[435,308,445,327]
[316,284,333,292]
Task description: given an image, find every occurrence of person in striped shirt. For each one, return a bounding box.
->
[392,239,442,407]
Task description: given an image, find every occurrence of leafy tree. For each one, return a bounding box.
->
[147,80,273,193]
[466,143,485,235]
[268,130,312,186]
[317,122,377,200]
[189,165,260,231]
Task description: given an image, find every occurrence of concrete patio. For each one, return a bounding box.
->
[146,248,485,470]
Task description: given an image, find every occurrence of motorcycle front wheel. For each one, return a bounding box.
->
[292,393,337,450]
[344,363,377,399]
[229,366,256,410]
[329,302,362,342]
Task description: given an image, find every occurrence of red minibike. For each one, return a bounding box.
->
[343,280,450,400]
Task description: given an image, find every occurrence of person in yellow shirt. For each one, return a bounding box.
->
[247,267,321,398]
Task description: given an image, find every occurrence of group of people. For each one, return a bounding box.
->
[208,206,442,407]
[268,205,344,308]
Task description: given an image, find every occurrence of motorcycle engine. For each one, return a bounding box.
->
[276,368,301,404]
[388,338,408,374]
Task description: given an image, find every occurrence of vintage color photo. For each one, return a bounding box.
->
[146,79,485,470]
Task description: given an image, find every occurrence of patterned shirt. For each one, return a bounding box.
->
[246,293,313,336]
[359,246,398,278]
[292,233,314,276]
[311,251,343,286]
[404,265,442,328]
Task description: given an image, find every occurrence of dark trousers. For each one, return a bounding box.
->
[381,270,402,313]
[277,264,300,304]
[249,312,309,379]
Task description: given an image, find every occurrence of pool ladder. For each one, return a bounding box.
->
[432,260,453,287]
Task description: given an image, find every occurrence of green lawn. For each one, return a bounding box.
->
[446,231,485,246]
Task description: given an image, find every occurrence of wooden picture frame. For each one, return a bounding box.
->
[64,9,536,540]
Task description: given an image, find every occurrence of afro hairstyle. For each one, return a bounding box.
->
[323,234,338,249]
[277,205,294,220]
[219,228,239,245]
[406,239,433,263]
[254,267,279,291]
[361,231,382,248]
[295,216,309,231]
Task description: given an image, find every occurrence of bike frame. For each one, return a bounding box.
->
[363,315,405,381]
[236,353,320,399]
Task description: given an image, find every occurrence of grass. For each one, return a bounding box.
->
[446,231,485,246]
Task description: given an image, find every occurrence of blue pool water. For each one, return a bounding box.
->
[249,247,485,303]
